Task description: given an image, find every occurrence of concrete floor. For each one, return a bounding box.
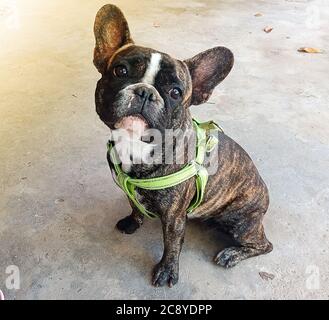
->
[0,0,328,300]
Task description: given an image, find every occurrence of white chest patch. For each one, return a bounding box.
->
[111,130,155,173]
[142,53,162,85]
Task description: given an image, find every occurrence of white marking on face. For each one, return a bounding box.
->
[141,53,162,85]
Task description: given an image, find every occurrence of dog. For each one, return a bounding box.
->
[93,4,273,287]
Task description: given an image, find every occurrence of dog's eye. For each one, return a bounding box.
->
[114,65,128,78]
[169,87,182,100]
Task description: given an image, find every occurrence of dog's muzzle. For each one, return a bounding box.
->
[113,83,165,125]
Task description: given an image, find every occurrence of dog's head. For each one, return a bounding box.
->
[93,4,234,135]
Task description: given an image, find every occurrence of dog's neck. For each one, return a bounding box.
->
[113,115,196,179]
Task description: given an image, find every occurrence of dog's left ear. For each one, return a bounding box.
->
[184,47,234,105]
[93,4,133,74]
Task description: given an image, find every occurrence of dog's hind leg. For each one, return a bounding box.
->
[213,211,273,268]
[116,203,144,234]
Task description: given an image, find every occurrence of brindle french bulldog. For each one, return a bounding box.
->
[93,4,273,287]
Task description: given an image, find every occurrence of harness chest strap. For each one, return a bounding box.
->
[108,119,222,219]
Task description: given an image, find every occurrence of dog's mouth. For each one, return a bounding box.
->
[114,115,149,136]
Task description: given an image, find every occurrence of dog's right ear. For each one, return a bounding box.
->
[93,4,133,74]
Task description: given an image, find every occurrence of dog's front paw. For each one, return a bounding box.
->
[116,215,140,234]
[152,262,179,287]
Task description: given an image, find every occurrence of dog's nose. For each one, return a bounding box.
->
[135,87,156,102]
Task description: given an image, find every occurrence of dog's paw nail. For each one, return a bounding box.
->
[214,247,242,268]
[152,263,178,287]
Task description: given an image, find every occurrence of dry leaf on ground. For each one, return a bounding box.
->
[259,272,275,281]
[298,47,323,54]
[263,26,273,33]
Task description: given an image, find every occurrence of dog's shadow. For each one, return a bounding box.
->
[76,196,234,276]
[185,219,234,260]
[64,189,230,279]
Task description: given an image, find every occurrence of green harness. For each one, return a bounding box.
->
[107,119,223,219]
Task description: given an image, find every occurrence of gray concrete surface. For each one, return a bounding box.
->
[0,0,328,300]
